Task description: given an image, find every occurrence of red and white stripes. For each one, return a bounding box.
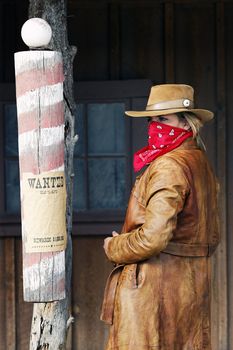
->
[14,50,66,302]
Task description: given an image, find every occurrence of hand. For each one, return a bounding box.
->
[103,231,119,254]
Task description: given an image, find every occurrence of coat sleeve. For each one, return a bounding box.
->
[105,156,189,264]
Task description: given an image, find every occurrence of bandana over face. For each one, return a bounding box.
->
[133,121,193,172]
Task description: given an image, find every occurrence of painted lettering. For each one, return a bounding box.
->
[28,178,36,188]
[35,178,42,189]
[43,177,50,188]
[33,237,51,243]
[53,235,64,242]
[26,175,64,189]
[50,177,56,188]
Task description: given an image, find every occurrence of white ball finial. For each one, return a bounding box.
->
[21,18,52,48]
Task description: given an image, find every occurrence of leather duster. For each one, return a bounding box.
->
[101,139,220,350]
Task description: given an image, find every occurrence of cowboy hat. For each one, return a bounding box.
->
[125,84,213,123]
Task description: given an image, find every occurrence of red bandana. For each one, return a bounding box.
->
[133,121,193,172]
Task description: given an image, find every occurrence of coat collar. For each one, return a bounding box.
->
[174,137,199,151]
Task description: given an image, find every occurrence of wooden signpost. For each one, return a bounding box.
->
[14,20,66,302]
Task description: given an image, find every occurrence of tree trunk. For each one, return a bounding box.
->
[28,1,77,349]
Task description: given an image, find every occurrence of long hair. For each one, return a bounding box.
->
[177,112,206,151]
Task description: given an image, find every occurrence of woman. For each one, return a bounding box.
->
[101,84,220,350]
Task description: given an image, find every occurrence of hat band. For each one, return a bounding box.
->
[146,98,194,111]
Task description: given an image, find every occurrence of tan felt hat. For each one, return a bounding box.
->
[125,84,214,123]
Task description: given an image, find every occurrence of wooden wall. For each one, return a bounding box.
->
[0,237,112,350]
[0,0,232,349]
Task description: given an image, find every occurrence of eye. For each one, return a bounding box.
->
[158,116,168,122]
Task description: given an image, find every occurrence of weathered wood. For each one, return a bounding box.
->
[14,50,66,302]
[109,3,120,80]
[72,237,112,350]
[15,238,33,350]
[212,3,228,350]
[120,2,164,81]
[0,240,6,350]
[4,238,16,350]
[0,0,231,348]
[225,3,233,348]
[27,0,77,349]
[164,2,174,83]
[0,100,5,215]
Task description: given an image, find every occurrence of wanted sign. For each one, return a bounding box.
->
[22,171,67,253]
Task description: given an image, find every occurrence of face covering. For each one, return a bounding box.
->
[133,121,193,172]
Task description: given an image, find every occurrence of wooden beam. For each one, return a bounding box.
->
[5,238,16,350]
[164,2,175,83]
[0,103,5,214]
[212,2,228,350]
[108,2,120,80]
[14,50,66,302]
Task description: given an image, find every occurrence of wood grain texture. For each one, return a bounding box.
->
[72,237,112,350]
[5,238,16,350]
[174,1,217,169]
[174,3,226,348]
[28,0,77,348]
[214,3,228,350]
[0,237,114,350]
[165,2,174,83]
[0,0,232,348]
[15,238,33,350]
[0,239,6,350]
[120,2,164,81]
[14,50,66,302]
[109,2,120,80]
[225,3,233,348]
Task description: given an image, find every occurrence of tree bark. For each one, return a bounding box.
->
[28,1,77,349]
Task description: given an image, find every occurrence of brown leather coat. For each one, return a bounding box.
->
[101,139,220,350]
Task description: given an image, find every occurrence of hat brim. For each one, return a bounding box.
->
[125,108,214,123]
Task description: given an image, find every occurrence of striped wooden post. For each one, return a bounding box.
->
[14,50,66,302]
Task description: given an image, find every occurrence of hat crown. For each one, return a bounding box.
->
[147,84,194,106]
[125,83,214,123]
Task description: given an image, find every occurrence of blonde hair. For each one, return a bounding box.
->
[178,112,206,151]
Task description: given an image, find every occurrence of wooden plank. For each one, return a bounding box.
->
[2,2,16,82]
[72,237,112,350]
[0,4,3,82]
[15,238,33,350]
[174,2,226,348]
[165,2,174,83]
[4,238,16,350]
[109,3,120,79]
[212,3,228,350]
[0,103,5,214]
[174,1,216,168]
[225,3,233,347]
[74,80,152,99]
[67,1,108,80]
[0,239,6,350]
[120,2,164,81]
[14,50,66,302]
